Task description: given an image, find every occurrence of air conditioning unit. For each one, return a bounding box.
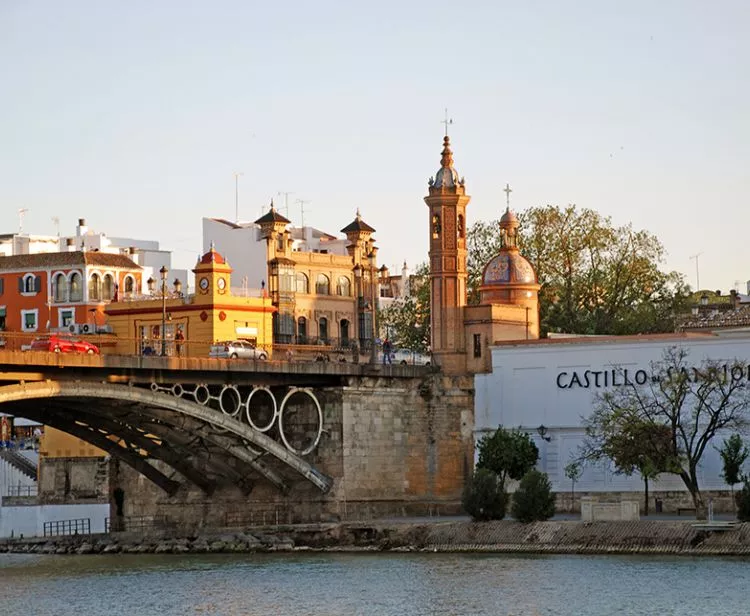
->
[68,324,78,334]
[79,323,93,335]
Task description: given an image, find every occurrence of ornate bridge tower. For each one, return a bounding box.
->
[425,136,470,374]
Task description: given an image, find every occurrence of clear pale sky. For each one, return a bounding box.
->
[1,1,748,292]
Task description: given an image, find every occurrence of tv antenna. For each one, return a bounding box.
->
[52,216,60,237]
[277,191,294,217]
[18,208,29,234]
[233,171,244,223]
[295,199,311,228]
[690,252,703,291]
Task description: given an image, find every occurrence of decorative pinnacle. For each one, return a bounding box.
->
[440,136,454,169]
[356,208,361,219]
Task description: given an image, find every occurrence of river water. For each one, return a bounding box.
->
[0,551,746,615]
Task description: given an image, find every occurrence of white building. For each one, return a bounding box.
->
[0,218,187,294]
[475,333,750,495]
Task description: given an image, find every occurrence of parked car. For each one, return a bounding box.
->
[391,348,431,366]
[30,335,100,354]
[209,340,268,360]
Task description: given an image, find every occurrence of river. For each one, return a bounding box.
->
[0,551,745,615]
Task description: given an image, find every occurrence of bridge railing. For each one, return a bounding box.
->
[43,518,91,537]
[104,515,175,533]
[6,485,37,497]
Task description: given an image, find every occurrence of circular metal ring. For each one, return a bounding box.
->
[171,383,184,398]
[194,385,210,405]
[245,386,278,432]
[150,382,160,392]
[278,387,323,456]
[219,385,242,416]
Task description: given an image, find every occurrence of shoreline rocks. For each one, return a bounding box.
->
[2,520,750,557]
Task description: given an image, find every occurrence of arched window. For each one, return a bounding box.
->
[53,273,67,303]
[297,316,307,343]
[102,274,115,300]
[432,214,441,239]
[295,273,309,294]
[315,274,330,295]
[457,214,465,239]
[88,273,101,301]
[69,272,83,302]
[123,275,135,295]
[319,317,329,342]
[340,319,350,345]
[23,274,36,294]
[336,276,351,296]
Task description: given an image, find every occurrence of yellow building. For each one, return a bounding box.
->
[40,427,104,458]
[105,247,275,357]
[255,206,386,357]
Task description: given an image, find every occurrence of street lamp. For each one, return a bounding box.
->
[368,248,379,364]
[160,265,168,356]
[173,277,182,297]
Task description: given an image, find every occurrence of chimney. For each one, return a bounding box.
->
[127,246,139,265]
[65,238,76,252]
[730,289,740,310]
[76,218,88,236]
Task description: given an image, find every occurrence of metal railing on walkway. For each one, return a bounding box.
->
[43,518,91,537]
[105,515,174,533]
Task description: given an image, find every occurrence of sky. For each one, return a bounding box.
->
[1,1,748,293]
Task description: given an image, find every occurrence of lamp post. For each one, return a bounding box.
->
[368,249,379,364]
[160,265,168,356]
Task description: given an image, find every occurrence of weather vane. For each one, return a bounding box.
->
[441,108,453,137]
[503,183,512,209]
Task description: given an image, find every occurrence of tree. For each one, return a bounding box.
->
[466,205,690,335]
[718,433,749,512]
[476,426,539,489]
[511,470,556,523]
[564,461,582,512]
[462,468,507,521]
[585,347,750,519]
[378,263,430,354]
[581,415,677,516]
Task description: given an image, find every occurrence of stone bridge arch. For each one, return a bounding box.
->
[0,381,333,496]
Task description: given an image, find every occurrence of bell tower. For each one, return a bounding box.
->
[424,135,470,374]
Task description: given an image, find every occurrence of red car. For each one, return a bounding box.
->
[30,335,100,355]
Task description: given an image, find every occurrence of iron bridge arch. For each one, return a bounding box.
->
[0,380,333,496]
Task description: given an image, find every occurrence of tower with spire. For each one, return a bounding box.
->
[425,135,470,373]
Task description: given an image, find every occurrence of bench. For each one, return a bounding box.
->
[677,507,696,516]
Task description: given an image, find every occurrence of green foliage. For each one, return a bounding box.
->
[718,434,749,488]
[462,468,507,521]
[564,461,582,484]
[735,478,750,522]
[477,426,539,488]
[378,262,431,354]
[466,204,689,336]
[511,470,556,523]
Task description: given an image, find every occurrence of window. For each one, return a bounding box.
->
[295,273,309,294]
[458,214,465,239]
[340,319,350,344]
[0,306,6,330]
[315,274,330,295]
[102,274,115,300]
[59,309,74,328]
[53,273,67,303]
[297,316,307,342]
[69,272,83,302]
[20,274,40,295]
[319,317,328,342]
[336,276,351,296]
[124,275,135,294]
[432,214,441,239]
[473,333,482,358]
[0,278,4,296]
[22,309,38,331]
[88,273,101,301]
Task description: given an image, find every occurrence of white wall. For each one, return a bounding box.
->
[475,336,750,493]
[0,503,109,538]
[202,218,267,288]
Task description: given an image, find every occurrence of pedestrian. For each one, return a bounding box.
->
[383,338,393,365]
[174,327,185,357]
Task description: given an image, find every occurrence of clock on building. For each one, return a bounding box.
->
[199,277,209,293]
[217,277,226,292]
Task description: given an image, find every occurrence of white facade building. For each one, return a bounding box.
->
[475,333,750,494]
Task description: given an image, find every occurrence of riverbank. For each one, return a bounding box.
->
[2,520,750,556]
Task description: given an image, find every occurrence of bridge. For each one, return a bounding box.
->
[0,351,469,526]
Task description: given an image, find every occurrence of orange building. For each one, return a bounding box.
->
[0,251,142,349]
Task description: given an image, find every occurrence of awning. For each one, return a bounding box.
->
[235,326,258,336]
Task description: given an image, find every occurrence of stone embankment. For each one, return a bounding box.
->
[3,520,750,556]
